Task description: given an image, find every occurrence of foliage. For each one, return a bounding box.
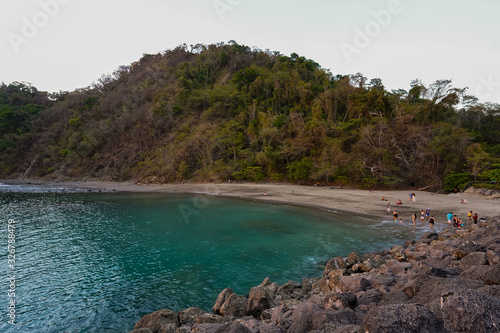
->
[0,42,499,191]
[444,172,470,192]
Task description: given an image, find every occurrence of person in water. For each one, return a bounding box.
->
[447,212,453,225]
[429,216,436,228]
[412,213,417,226]
[393,209,398,222]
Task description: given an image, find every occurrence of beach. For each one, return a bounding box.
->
[2,179,499,222]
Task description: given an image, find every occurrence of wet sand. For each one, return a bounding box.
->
[2,179,499,223]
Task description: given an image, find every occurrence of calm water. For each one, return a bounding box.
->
[0,184,443,332]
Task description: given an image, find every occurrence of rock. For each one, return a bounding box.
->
[389,262,412,276]
[301,277,321,294]
[440,289,500,333]
[129,329,153,333]
[214,323,252,333]
[326,269,348,290]
[405,250,428,261]
[459,252,488,270]
[260,308,273,321]
[478,285,500,300]
[371,274,396,291]
[393,249,407,262]
[420,232,439,241]
[276,281,298,296]
[339,275,371,293]
[360,304,446,333]
[487,244,500,266]
[220,294,248,317]
[453,240,485,259]
[287,303,320,333]
[270,305,292,331]
[287,303,359,333]
[378,289,409,305]
[195,313,233,325]
[323,256,347,276]
[346,252,362,266]
[356,289,382,306]
[178,307,206,325]
[213,288,235,315]
[247,288,274,318]
[134,309,179,333]
[400,273,433,298]
[326,325,361,333]
[187,323,224,333]
[461,265,500,285]
[323,292,356,311]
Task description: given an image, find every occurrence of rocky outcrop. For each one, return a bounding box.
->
[132,219,500,333]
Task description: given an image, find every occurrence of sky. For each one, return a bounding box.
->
[1,0,499,104]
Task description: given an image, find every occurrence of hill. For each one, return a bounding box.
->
[1,41,499,190]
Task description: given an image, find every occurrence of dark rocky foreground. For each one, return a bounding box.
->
[130,220,500,333]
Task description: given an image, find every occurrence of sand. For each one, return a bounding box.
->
[2,179,499,223]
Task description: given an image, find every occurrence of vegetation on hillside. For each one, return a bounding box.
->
[1,41,499,190]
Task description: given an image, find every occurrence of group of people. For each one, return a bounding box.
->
[447,211,479,228]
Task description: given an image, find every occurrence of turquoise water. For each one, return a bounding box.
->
[0,184,441,332]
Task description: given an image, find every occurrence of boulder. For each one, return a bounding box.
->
[323,256,347,276]
[378,289,409,305]
[276,281,298,296]
[134,309,179,333]
[409,277,485,307]
[190,323,225,333]
[287,303,359,333]
[195,313,233,325]
[213,288,235,314]
[323,292,356,311]
[453,240,485,259]
[129,329,153,333]
[346,252,362,266]
[459,252,488,270]
[326,269,348,290]
[440,289,500,333]
[360,304,445,333]
[420,232,439,241]
[356,289,382,306]
[339,275,371,293]
[478,285,500,300]
[301,277,321,294]
[178,307,206,325]
[213,323,252,333]
[270,305,292,331]
[460,265,500,285]
[370,274,396,292]
[487,244,500,266]
[220,294,248,317]
[389,262,412,276]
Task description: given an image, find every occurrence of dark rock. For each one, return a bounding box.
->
[214,323,252,333]
[287,303,359,333]
[220,293,247,317]
[260,308,273,321]
[323,292,356,311]
[178,307,206,325]
[453,240,485,259]
[301,277,321,294]
[270,305,292,331]
[403,239,416,247]
[420,232,439,241]
[195,313,233,325]
[327,325,361,333]
[129,329,153,333]
[460,252,488,270]
[389,262,412,276]
[246,278,279,317]
[461,265,500,285]
[213,288,235,315]
[478,285,500,300]
[287,303,320,333]
[356,289,382,306]
[134,309,179,333]
[276,281,297,296]
[371,274,396,291]
[190,323,225,333]
[346,252,362,266]
[323,256,347,276]
[378,289,409,305]
[440,289,500,333]
[487,244,500,266]
[339,275,371,293]
[405,250,428,261]
[360,304,446,333]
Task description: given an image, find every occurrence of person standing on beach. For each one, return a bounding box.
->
[412,193,416,203]
[447,212,453,225]
[468,211,473,224]
[473,213,478,224]
[409,193,413,202]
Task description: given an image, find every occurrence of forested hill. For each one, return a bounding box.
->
[1,42,499,191]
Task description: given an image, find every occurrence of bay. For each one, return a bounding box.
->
[0,184,440,332]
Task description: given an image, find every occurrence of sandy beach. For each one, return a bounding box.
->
[2,179,499,223]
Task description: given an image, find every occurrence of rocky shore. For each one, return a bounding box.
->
[130,220,500,333]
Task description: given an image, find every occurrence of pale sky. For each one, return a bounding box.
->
[1,0,499,104]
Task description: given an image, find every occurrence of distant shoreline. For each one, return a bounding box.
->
[2,179,499,223]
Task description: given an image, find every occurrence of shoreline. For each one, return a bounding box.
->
[2,179,499,222]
